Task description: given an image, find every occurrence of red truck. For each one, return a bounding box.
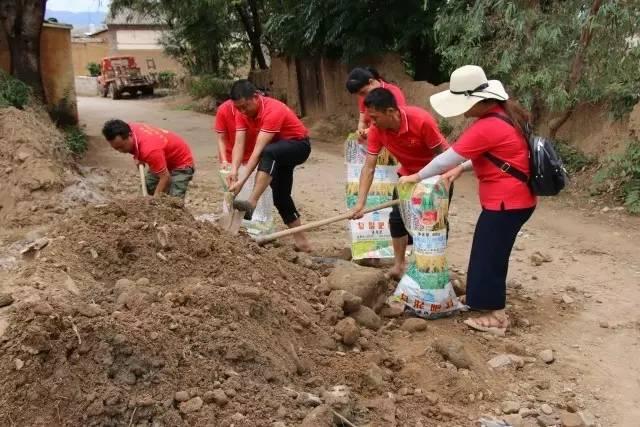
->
[97,56,156,99]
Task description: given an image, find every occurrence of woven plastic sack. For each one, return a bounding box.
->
[389,176,464,319]
[219,165,275,236]
[345,133,397,260]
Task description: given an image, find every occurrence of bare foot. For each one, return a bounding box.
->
[385,263,406,280]
[293,233,312,253]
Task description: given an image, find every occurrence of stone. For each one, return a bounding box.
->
[299,392,322,407]
[488,354,525,369]
[350,306,382,330]
[230,412,245,421]
[502,401,521,415]
[0,293,14,308]
[211,389,229,406]
[14,358,24,370]
[203,391,216,404]
[179,397,203,413]
[425,392,439,404]
[335,317,360,346]
[560,412,584,427]
[32,301,53,315]
[400,318,428,333]
[364,363,386,388]
[327,290,362,314]
[273,423,287,427]
[540,404,553,415]
[561,294,575,304]
[539,349,555,364]
[115,278,135,288]
[300,405,334,427]
[76,303,105,318]
[433,338,472,369]
[537,415,559,426]
[174,391,190,402]
[578,411,596,427]
[327,261,387,310]
[379,303,405,318]
[599,320,609,328]
[136,278,150,286]
[503,414,525,427]
[530,251,552,266]
[321,385,351,409]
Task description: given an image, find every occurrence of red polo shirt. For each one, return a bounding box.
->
[358,81,407,127]
[214,100,254,163]
[130,122,193,174]
[236,95,308,141]
[452,106,537,210]
[367,106,448,176]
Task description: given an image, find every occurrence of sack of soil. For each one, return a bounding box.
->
[389,176,464,319]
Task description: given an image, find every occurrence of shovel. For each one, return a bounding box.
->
[254,199,400,245]
[139,164,149,196]
[217,191,244,234]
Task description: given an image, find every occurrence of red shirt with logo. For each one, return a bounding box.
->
[235,96,308,141]
[130,122,194,174]
[358,81,407,127]
[451,106,537,210]
[214,100,254,163]
[367,106,448,176]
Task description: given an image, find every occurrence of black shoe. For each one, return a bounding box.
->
[232,199,255,220]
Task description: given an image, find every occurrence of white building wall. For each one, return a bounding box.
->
[115,29,163,50]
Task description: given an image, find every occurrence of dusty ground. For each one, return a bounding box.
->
[1,95,639,426]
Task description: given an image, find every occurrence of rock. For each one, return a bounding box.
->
[537,415,559,426]
[174,391,190,402]
[327,261,387,310]
[301,404,334,427]
[203,391,216,404]
[560,412,584,427]
[540,404,553,415]
[350,306,382,330]
[327,290,362,314]
[137,394,155,407]
[488,354,525,369]
[0,293,14,308]
[502,401,521,414]
[578,411,596,427]
[433,338,472,369]
[230,412,245,421]
[561,294,575,304]
[400,318,428,333]
[273,423,287,427]
[598,321,609,329]
[379,303,405,318]
[503,414,525,427]
[115,278,135,288]
[335,317,360,346]
[179,397,203,413]
[539,349,555,364]
[76,303,105,318]
[14,358,24,370]
[299,392,323,407]
[32,301,53,315]
[211,389,229,406]
[136,278,150,286]
[425,392,439,404]
[20,237,49,255]
[321,385,351,410]
[364,363,386,388]
[531,251,552,266]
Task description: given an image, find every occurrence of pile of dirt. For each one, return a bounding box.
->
[0,107,71,228]
[0,198,462,426]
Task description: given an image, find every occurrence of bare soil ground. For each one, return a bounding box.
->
[0,96,639,427]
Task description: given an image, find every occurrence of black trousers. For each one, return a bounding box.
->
[466,207,535,310]
[257,138,311,224]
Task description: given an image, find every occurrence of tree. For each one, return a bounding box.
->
[0,0,47,100]
[233,0,269,70]
[434,0,640,136]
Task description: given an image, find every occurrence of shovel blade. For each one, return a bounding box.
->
[217,192,244,234]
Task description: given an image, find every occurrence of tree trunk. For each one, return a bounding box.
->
[235,1,268,70]
[0,0,47,101]
[549,0,603,138]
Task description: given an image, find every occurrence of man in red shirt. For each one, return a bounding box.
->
[226,80,311,252]
[102,119,195,198]
[350,88,449,279]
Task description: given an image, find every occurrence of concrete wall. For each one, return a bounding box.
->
[75,76,99,96]
[0,23,78,125]
[114,29,164,50]
[71,40,109,76]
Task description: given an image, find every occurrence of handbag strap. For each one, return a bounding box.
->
[480,112,529,184]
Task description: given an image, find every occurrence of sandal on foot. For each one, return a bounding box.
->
[464,314,509,336]
[232,199,255,220]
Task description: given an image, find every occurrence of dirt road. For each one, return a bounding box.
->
[78,96,640,426]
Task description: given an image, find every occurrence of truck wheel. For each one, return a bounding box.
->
[109,84,122,100]
[101,85,109,98]
[142,87,154,96]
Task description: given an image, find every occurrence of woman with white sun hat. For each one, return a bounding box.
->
[399,65,536,335]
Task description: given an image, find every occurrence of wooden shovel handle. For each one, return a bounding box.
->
[138,164,148,196]
[254,199,400,245]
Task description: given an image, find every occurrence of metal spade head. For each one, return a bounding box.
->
[217,192,244,234]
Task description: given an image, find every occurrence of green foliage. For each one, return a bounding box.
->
[595,140,640,214]
[63,126,89,156]
[188,75,234,100]
[0,71,31,109]
[434,1,640,117]
[437,118,453,138]
[157,71,177,88]
[555,141,595,173]
[87,62,101,77]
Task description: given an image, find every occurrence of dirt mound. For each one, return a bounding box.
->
[0,198,454,426]
[0,107,70,228]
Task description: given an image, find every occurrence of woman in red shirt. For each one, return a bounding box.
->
[346,67,406,143]
[400,65,536,335]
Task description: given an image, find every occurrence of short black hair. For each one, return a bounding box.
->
[364,88,398,111]
[346,67,383,94]
[102,119,131,141]
[230,79,257,100]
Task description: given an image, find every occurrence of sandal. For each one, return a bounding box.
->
[232,199,255,220]
[464,313,510,336]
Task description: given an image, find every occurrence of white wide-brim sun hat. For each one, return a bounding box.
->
[430,65,509,118]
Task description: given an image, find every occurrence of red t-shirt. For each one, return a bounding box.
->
[358,81,407,127]
[130,122,194,174]
[214,100,254,163]
[367,106,448,176]
[452,106,537,210]
[236,96,308,141]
